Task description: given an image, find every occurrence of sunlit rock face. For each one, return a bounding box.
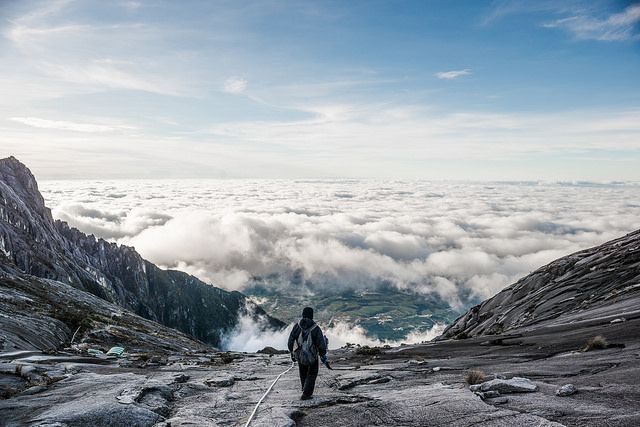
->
[0,157,283,347]
[440,228,640,340]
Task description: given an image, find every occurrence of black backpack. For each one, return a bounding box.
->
[294,323,318,366]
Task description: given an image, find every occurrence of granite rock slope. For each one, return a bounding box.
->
[440,229,640,340]
[0,156,283,347]
[0,267,210,353]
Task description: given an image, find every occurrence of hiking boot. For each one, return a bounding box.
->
[300,394,312,400]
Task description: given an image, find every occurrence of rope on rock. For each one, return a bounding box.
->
[70,325,82,345]
[244,361,296,427]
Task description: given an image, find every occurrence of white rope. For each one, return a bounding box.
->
[70,325,82,345]
[244,361,296,427]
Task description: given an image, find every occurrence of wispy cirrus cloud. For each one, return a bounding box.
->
[3,1,191,97]
[223,76,248,94]
[543,4,640,41]
[481,0,583,26]
[1,1,638,181]
[435,69,471,80]
[42,61,184,96]
[206,104,640,156]
[9,117,135,133]
[6,24,91,45]
[484,1,640,42]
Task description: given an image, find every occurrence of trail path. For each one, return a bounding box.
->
[3,321,639,427]
[165,353,564,427]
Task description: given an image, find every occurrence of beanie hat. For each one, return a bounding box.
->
[302,306,314,320]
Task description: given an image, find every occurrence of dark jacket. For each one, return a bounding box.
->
[287,318,327,358]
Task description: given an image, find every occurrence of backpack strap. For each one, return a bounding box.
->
[298,321,318,333]
[296,322,317,345]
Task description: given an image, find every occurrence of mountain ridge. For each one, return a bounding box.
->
[0,156,284,348]
[439,228,640,340]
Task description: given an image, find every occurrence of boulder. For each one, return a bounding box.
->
[257,346,288,355]
[492,397,510,405]
[204,376,235,387]
[556,384,577,397]
[474,390,500,400]
[480,377,537,393]
[173,374,190,384]
[368,377,391,385]
[483,390,500,398]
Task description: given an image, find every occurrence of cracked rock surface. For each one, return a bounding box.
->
[2,305,639,427]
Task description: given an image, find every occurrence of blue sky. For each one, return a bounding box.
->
[1,0,639,179]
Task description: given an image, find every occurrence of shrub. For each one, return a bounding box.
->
[257,346,288,355]
[355,345,382,356]
[1,385,18,400]
[584,335,608,351]
[465,369,487,385]
[220,352,235,364]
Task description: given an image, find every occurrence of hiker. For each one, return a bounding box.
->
[288,306,328,400]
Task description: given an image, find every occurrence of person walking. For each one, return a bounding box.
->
[287,306,328,400]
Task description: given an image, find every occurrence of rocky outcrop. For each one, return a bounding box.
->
[478,377,538,393]
[0,268,210,353]
[0,156,283,348]
[3,303,639,427]
[440,229,640,340]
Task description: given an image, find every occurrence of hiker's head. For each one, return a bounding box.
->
[302,306,314,320]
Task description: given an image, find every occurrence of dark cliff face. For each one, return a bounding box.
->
[0,157,284,347]
[0,268,212,353]
[439,229,640,340]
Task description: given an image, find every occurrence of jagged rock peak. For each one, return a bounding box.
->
[0,156,47,214]
[0,156,285,347]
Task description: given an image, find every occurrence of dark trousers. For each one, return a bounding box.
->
[298,359,319,397]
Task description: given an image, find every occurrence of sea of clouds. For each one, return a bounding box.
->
[220,307,447,352]
[39,179,640,350]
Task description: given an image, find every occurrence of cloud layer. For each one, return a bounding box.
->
[221,308,447,352]
[9,117,135,133]
[41,179,640,311]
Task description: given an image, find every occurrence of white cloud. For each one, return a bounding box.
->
[223,77,248,94]
[121,1,142,11]
[6,24,90,45]
[42,62,184,96]
[53,204,171,238]
[40,179,640,311]
[1,2,638,181]
[435,69,471,80]
[9,117,136,133]
[4,2,191,98]
[205,105,640,158]
[221,307,446,352]
[8,0,73,27]
[543,4,640,41]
